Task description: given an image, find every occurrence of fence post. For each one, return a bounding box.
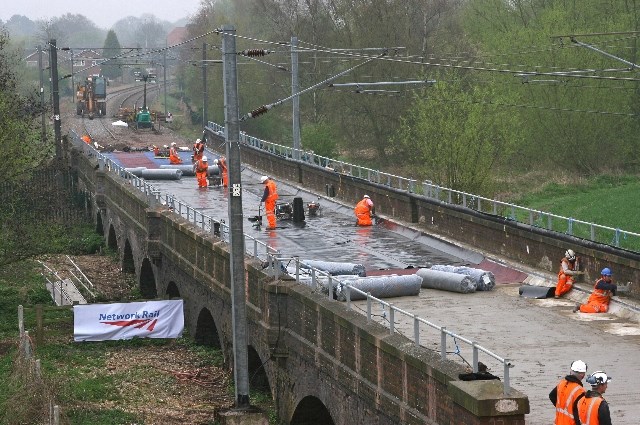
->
[413,315,420,347]
[503,360,511,395]
[36,304,43,346]
[18,305,24,336]
[440,327,447,361]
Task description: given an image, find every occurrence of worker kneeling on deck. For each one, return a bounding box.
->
[354,195,375,226]
[260,176,278,230]
[169,142,182,164]
[573,268,617,313]
[555,249,583,298]
[195,156,209,188]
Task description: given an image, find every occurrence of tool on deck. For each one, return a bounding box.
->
[247,205,263,229]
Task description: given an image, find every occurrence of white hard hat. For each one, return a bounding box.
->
[363,194,370,199]
[201,156,208,162]
[260,176,269,183]
[171,142,177,146]
[196,138,201,143]
[586,371,611,386]
[565,249,576,260]
[570,360,587,373]
[213,159,218,165]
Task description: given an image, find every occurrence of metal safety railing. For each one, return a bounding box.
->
[421,181,640,251]
[208,122,418,193]
[267,254,514,395]
[70,130,277,261]
[208,121,640,252]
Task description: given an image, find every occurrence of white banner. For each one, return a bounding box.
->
[73,300,184,342]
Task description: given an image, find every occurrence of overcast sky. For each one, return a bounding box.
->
[0,0,202,29]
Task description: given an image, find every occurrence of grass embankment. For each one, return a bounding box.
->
[512,175,640,233]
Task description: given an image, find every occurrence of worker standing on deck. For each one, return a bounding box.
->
[555,249,583,298]
[192,138,205,163]
[195,156,209,188]
[354,195,375,226]
[549,360,587,425]
[577,371,613,425]
[260,176,278,230]
[574,268,617,313]
[218,156,228,187]
[169,142,182,164]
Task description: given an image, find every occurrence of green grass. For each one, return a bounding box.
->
[508,174,640,251]
[513,175,640,232]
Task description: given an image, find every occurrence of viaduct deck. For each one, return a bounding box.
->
[103,149,640,425]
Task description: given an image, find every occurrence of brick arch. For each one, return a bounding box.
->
[107,224,117,251]
[194,307,222,351]
[139,258,157,299]
[290,395,335,425]
[247,345,271,395]
[122,239,135,274]
[95,210,104,236]
[166,281,180,299]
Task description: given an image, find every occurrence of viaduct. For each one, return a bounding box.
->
[65,127,639,424]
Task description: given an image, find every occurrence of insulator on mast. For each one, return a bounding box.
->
[240,49,270,57]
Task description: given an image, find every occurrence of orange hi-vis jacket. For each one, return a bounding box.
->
[354,198,373,225]
[559,257,578,277]
[586,279,614,306]
[193,141,204,161]
[195,159,208,173]
[264,179,278,203]
[577,395,604,425]
[554,379,585,425]
[169,147,182,164]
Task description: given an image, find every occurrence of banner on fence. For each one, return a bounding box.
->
[73,300,184,342]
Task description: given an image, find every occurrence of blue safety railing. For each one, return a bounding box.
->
[208,121,640,252]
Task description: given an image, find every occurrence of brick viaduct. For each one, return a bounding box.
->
[66,131,640,424]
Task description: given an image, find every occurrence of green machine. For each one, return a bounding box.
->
[136,108,153,129]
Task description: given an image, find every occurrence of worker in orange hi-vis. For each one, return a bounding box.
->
[169,142,182,164]
[354,195,375,226]
[194,156,209,188]
[573,268,617,313]
[260,176,279,230]
[554,249,583,298]
[82,134,91,144]
[192,138,205,163]
[218,156,229,187]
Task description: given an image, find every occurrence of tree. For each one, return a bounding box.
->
[392,72,521,194]
[0,29,48,184]
[102,30,123,81]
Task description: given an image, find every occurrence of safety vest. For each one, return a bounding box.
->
[586,279,613,305]
[195,160,208,173]
[577,395,604,425]
[554,379,585,425]
[265,179,278,202]
[218,157,228,173]
[354,199,372,217]
[558,258,577,276]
